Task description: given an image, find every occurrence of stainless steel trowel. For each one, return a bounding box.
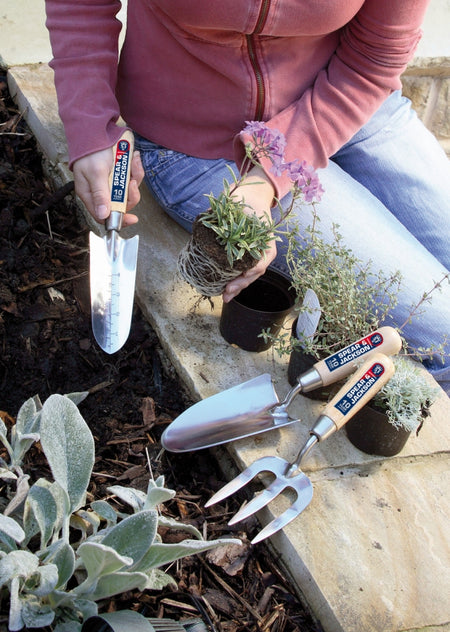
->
[90,130,139,354]
[161,326,402,452]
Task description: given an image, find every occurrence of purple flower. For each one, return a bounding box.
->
[242,121,270,137]
[284,159,324,203]
[241,121,324,203]
[243,121,286,161]
[268,154,285,177]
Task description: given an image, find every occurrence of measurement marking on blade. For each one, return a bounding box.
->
[104,271,121,347]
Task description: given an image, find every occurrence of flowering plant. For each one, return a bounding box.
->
[177,121,323,296]
[242,121,323,204]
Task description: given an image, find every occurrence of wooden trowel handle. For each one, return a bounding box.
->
[107,129,134,223]
[312,326,401,387]
[316,352,395,436]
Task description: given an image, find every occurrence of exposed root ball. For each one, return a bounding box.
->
[177,239,239,296]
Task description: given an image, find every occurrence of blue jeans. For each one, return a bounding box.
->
[135,91,450,395]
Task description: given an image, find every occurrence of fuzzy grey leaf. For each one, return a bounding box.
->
[101,510,158,566]
[87,571,149,601]
[0,467,17,482]
[63,391,89,406]
[91,500,118,527]
[21,596,55,628]
[8,575,24,631]
[26,563,59,597]
[40,394,95,512]
[3,473,30,517]
[133,538,241,574]
[144,479,176,510]
[0,529,18,553]
[15,396,41,436]
[157,515,202,540]
[40,540,75,589]
[0,550,39,586]
[77,542,133,581]
[26,482,58,549]
[107,485,147,512]
[0,515,25,545]
[143,568,177,591]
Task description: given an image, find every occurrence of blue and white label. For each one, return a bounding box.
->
[111,139,131,203]
[325,332,384,372]
[334,361,385,414]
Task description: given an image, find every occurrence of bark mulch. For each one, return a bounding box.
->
[0,72,322,632]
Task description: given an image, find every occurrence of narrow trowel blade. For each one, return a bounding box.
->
[161,373,293,452]
[90,230,139,354]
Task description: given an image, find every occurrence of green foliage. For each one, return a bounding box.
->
[267,215,402,359]
[200,175,278,268]
[0,394,239,631]
[262,212,446,428]
[371,356,440,431]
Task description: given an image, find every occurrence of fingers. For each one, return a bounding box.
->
[131,150,144,187]
[73,148,112,222]
[222,267,264,303]
[222,171,277,302]
[123,151,144,224]
[73,144,144,226]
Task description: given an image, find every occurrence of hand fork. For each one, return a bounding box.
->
[206,353,395,544]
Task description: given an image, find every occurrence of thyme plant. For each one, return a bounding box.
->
[265,213,402,358]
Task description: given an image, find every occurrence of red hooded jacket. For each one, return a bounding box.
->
[45,0,428,197]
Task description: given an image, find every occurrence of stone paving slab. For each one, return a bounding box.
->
[6,62,450,632]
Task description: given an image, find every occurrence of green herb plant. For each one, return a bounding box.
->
[264,212,402,359]
[263,210,447,433]
[0,393,239,631]
[267,212,449,364]
[200,173,279,268]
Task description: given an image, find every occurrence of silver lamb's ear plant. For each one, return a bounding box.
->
[0,394,240,631]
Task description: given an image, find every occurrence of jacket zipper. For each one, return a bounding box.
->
[246,0,271,120]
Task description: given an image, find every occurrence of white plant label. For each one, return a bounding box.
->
[296,289,321,342]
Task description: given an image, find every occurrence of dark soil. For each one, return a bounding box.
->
[0,72,321,632]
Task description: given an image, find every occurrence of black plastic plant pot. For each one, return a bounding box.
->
[82,612,208,632]
[345,404,411,456]
[219,268,295,352]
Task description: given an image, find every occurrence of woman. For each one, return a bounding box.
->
[45,0,450,393]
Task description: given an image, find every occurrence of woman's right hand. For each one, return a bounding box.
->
[73,145,144,226]
[222,166,277,303]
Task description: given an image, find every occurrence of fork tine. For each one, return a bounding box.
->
[230,466,312,526]
[251,486,314,544]
[205,456,279,507]
[204,471,251,507]
[228,478,286,525]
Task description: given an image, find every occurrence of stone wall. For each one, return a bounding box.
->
[402,56,450,157]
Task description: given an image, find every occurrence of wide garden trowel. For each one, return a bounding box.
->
[90,130,139,354]
[205,352,395,543]
[161,326,402,452]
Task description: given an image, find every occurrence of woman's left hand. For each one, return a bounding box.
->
[222,167,277,303]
